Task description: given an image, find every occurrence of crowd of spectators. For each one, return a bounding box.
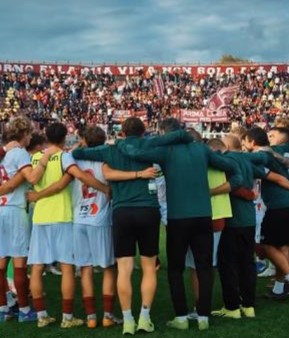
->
[0,67,289,134]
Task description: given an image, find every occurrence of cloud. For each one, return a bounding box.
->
[0,0,288,63]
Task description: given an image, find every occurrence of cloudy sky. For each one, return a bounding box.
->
[0,0,288,64]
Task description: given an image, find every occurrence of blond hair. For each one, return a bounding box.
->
[230,126,247,140]
[275,118,289,129]
[223,134,242,151]
[6,116,33,141]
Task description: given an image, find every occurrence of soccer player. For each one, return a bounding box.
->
[186,138,233,320]
[115,117,243,331]
[26,122,110,328]
[243,128,289,299]
[211,135,263,319]
[72,126,157,328]
[0,117,56,323]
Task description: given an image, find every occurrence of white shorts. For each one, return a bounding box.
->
[159,202,168,226]
[255,201,266,244]
[74,223,115,268]
[185,231,221,268]
[0,207,30,257]
[28,222,74,265]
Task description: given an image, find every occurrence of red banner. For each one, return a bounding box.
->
[180,109,229,123]
[0,62,288,77]
[112,110,147,123]
[179,85,238,123]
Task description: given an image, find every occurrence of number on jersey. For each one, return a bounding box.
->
[81,169,97,199]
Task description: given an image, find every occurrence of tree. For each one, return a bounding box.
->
[218,54,251,64]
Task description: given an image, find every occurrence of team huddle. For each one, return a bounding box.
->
[0,116,289,334]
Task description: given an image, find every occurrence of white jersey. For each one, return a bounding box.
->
[72,160,111,227]
[154,164,167,225]
[254,179,266,243]
[0,147,31,208]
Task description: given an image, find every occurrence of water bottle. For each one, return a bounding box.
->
[148,179,157,195]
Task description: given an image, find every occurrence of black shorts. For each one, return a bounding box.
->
[112,207,161,258]
[260,208,289,247]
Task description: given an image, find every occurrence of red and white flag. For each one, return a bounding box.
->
[208,85,238,112]
[153,76,165,98]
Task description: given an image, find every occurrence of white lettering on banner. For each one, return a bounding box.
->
[80,67,91,74]
[207,67,216,75]
[269,66,277,73]
[225,67,234,74]
[162,67,172,74]
[3,64,12,72]
[182,67,192,74]
[103,67,112,75]
[67,66,76,74]
[40,65,48,72]
[0,62,289,76]
[256,66,266,74]
[147,66,156,75]
[184,110,205,118]
[180,108,229,123]
[118,67,127,75]
[129,66,136,75]
[135,66,144,73]
[161,66,191,74]
[14,64,24,72]
[197,67,206,75]
[24,65,33,72]
[5,64,24,72]
[240,67,247,74]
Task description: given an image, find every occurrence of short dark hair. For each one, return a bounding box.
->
[46,123,67,145]
[270,127,289,142]
[245,127,269,146]
[84,126,106,147]
[122,117,145,137]
[26,132,46,152]
[77,125,87,139]
[160,118,181,133]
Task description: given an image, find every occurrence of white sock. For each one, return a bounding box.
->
[122,310,133,321]
[6,291,16,307]
[273,281,284,294]
[284,274,289,282]
[140,306,150,319]
[198,315,208,322]
[176,316,187,322]
[104,311,112,318]
[37,310,48,319]
[19,306,30,314]
[87,313,96,320]
[0,305,9,313]
[63,313,73,321]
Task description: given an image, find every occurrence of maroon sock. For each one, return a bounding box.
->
[14,267,29,308]
[0,269,7,307]
[83,297,96,315]
[62,299,73,314]
[33,297,46,312]
[103,295,115,314]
